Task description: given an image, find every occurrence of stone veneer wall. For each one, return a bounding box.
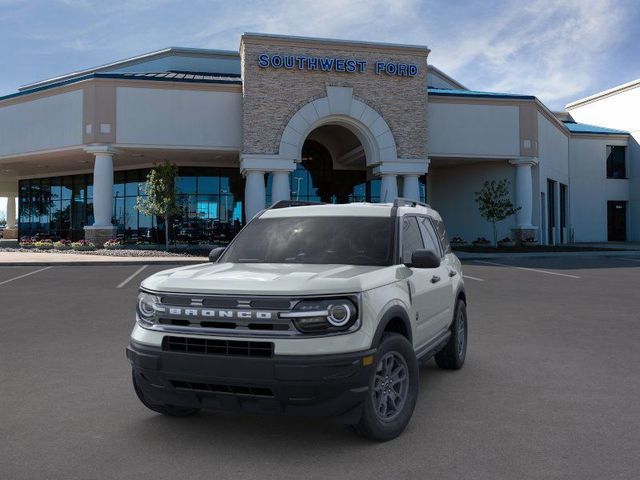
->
[240,36,429,160]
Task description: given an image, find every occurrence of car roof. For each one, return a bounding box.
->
[259,202,440,219]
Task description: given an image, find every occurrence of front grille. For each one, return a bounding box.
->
[162,336,274,357]
[171,380,274,397]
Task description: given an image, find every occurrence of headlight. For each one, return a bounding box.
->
[137,291,161,326]
[281,297,359,334]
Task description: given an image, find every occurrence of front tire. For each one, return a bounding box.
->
[435,299,467,370]
[349,333,418,441]
[132,371,200,417]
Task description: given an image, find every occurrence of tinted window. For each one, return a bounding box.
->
[221,216,394,266]
[607,146,626,179]
[401,217,424,264]
[433,218,451,254]
[418,217,441,256]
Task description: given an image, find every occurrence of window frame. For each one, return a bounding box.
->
[399,214,426,265]
[606,145,627,180]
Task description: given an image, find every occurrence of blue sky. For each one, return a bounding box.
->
[0,0,639,216]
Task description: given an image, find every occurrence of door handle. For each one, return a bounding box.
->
[448,270,457,277]
[430,275,441,284]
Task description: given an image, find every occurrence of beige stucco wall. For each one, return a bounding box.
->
[240,35,428,159]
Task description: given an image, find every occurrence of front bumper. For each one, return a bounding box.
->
[126,340,376,423]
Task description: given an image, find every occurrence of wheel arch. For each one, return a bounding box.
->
[371,306,413,348]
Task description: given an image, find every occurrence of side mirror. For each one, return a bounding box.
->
[407,249,440,269]
[208,247,226,263]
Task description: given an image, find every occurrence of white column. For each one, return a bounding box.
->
[6,195,16,228]
[380,174,398,203]
[509,158,538,228]
[401,175,420,201]
[271,171,291,204]
[244,170,266,220]
[91,152,115,227]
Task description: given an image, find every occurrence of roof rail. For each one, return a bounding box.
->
[269,200,326,209]
[392,198,431,209]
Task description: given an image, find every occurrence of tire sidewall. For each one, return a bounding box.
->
[362,334,419,440]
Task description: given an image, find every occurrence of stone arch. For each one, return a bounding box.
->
[278,86,398,166]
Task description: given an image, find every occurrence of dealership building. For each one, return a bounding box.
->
[0,33,637,245]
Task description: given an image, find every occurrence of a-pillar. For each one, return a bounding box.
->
[509,158,539,243]
[84,145,118,246]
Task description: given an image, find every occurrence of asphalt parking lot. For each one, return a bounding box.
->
[1,257,639,479]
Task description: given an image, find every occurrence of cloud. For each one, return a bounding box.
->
[1,0,637,109]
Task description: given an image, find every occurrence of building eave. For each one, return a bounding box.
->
[566,78,640,110]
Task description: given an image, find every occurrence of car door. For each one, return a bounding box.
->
[416,216,454,336]
[400,216,450,348]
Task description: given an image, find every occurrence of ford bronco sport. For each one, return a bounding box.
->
[127,199,468,441]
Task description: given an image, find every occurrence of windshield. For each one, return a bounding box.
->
[220,216,394,266]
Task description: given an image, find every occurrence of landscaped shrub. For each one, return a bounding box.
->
[71,239,96,251]
[33,239,53,249]
[103,239,123,250]
[54,239,72,250]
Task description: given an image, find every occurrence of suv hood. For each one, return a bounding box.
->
[141,262,399,295]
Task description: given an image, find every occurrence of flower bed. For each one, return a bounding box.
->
[103,239,124,250]
[54,239,72,251]
[71,240,96,251]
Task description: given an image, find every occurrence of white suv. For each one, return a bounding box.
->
[127,199,467,441]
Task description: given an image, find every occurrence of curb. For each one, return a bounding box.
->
[458,251,640,261]
[0,260,206,267]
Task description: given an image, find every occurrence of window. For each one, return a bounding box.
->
[606,146,626,179]
[220,216,394,266]
[418,217,442,256]
[401,217,424,264]
[432,218,451,254]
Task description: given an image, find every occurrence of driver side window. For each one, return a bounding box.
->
[418,217,442,257]
[401,217,424,264]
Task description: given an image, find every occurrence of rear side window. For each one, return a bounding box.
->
[433,219,452,254]
[418,217,442,257]
[401,217,424,264]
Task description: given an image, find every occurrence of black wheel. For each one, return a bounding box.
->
[132,371,200,417]
[435,299,467,370]
[349,333,418,441]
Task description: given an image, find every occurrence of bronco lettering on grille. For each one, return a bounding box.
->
[163,307,274,320]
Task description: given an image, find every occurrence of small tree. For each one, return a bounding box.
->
[474,179,521,247]
[136,161,180,251]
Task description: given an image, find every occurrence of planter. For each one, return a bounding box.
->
[498,241,516,247]
[54,245,72,251]
[521,241,538,247]
[19,244,34,249]
[472,242,491,247]
[451,242,469,248]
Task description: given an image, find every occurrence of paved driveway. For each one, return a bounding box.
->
[1,257,639,479]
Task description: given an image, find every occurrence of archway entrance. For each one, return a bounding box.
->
[290,124,381,203]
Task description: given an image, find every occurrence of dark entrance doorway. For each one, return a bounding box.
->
[291,124,383,204]
[607,201,627,241]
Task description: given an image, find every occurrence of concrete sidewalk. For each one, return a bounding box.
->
[0,251,206,266]
[456,249,640,261]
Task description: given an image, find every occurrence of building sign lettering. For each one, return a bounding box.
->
[258,53,417,77]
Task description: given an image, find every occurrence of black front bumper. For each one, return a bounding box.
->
[126,340,376,423]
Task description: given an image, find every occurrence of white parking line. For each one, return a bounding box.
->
[0,266,53,286]
[117,265,148,289]
[463,274,485,282]
[474,260,581,279]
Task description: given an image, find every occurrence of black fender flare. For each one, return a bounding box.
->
[371,305,413,348]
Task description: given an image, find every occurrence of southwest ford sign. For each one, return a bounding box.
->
[258,53,418,77]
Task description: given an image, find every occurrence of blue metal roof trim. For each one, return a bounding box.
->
[562,121,628,135]
[428,87,535,100]
[0,72,242,102]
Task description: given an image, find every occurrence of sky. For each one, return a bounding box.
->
[0,0,639,217]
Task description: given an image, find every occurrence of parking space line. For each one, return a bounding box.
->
[0,266,53,286]
[474,260,581,279]
[463,274,485,282]
[117,265,148,289]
